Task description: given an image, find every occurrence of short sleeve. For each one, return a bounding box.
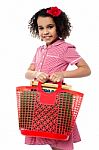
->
[31,54,36,64]
[63,45,81,65]
[31,47,40,64]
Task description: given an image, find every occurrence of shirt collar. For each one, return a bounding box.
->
[43,39,65,49]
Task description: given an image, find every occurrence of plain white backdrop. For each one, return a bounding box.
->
[0,0,99,150]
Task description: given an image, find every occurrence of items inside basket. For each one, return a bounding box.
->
[31,81,72,93]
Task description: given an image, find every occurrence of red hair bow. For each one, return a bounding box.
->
[47,7,61,17]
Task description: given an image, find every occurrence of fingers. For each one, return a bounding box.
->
[50,75,58,82]
[36,72,63,83]
[37,72,49,83]
[50,72,63,82]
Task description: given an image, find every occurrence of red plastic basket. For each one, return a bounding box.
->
[16,82,84,140]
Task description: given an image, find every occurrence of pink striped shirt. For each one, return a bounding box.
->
[25,39,81,150]
[32,39,81,75]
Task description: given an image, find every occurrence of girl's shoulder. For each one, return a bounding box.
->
[52,39,76,49]
[63,41,76,48]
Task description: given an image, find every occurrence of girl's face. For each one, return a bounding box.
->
[37,16,58,45]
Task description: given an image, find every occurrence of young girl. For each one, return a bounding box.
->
[25,6,91,150]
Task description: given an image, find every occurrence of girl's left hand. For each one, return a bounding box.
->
[49,72,64,82]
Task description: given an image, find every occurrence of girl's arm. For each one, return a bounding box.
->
[63,58,91,78]
[25,64,37,80]
[25,64,49,82]
[50,58,91,82]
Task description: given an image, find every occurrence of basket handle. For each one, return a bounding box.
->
[37,81,62,92]
[37,82,62,105]
[31,81,72,89]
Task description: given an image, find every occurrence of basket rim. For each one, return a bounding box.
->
[16,86,84,97]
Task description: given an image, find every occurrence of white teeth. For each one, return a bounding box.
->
[43,36,51,38]
[45,37,50,39]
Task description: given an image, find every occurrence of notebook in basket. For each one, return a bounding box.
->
[16,81,83,140]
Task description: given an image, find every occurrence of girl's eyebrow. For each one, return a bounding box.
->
[47,24,55,26]
[38,24,55,27]
[38,25,43,28]
[47,24,55,27]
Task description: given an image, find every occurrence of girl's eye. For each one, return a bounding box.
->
[48,26,53,29]
[38,27,43,30]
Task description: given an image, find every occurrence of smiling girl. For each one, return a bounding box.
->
[25,6,91,150]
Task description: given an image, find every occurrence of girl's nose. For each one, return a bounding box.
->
[43,29,49,35]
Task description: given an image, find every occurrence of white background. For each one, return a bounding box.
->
[0,0,99,150]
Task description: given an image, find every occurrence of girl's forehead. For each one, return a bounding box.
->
[37,16,55,26]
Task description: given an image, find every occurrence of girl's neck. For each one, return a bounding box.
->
[46,37,60,47]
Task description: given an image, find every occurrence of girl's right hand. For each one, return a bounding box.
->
[25,70,49,82]
[36,72,49,83]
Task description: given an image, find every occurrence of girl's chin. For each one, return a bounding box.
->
[42,37,59,45]
[44,40,52,45]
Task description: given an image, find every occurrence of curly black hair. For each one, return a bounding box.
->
[28,7,72,39]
